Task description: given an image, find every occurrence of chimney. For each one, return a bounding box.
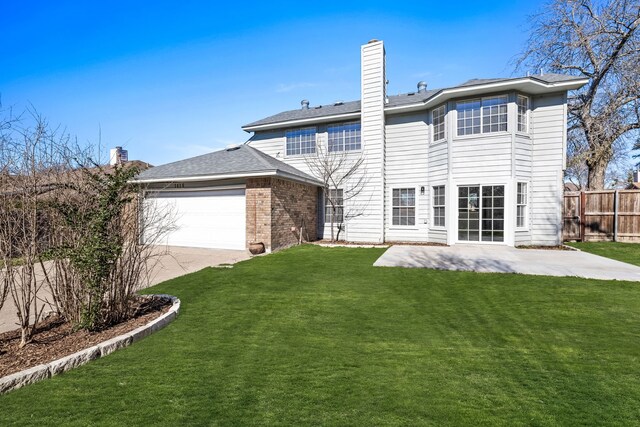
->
[301,99,309,110]
[417,81,427,93]
[360,39,386,241]
[634,168,639,183]
[109,146,128,166]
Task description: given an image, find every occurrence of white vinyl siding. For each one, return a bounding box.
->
[384,112,429,241]
[349,40,386,243]
[530,93,566,245]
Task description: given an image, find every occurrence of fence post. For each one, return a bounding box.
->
[613,190,619,242]
[579,191,586,241]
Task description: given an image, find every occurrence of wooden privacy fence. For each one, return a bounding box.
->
[563,190,640,242]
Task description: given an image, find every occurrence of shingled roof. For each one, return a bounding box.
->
[134,144,321,185]
[242,73,586,130]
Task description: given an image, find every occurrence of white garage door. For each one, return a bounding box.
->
[145,188,246,250]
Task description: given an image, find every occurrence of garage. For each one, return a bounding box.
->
[145,188,246,250]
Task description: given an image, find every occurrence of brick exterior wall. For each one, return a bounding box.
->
[246,177,318,252]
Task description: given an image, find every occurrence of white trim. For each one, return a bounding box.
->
[243,112,361,132]
[143,184,246,197]
[384,77,589,114]
[133,170,323,187]
[243,78,588,132]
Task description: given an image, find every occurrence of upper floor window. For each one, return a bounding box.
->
[328,122,361,152]
[286,127,316,156]
[432,105,446,142]
[456,95,508,136]
[517,95,529,133]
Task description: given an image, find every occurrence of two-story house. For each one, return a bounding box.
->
[136,40,588,251]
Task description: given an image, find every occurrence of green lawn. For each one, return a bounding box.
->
[566,241,640,267]
[1,245,640,426]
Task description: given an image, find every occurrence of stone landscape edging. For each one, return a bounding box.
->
[0,294,180,395]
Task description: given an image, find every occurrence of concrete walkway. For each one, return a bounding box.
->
[0,246,250,335]
[374,244,640,281]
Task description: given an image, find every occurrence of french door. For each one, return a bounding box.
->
[458,185,505,242]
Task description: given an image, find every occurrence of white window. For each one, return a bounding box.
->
[432,185,445,227]
[516,182,528,228]
[456,99,481,136]
[324,189,343,223]
[328,122,361,152]
[432,104,446,142]
[392,188,416,226]
[456,96,508,136]
[286,127,316,156]
[517,95,529,133]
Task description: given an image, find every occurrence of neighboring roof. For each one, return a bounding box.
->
[242,73,589,132]
[134,144,322,186]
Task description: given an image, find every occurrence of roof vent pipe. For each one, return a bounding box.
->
[301,99,309,110]
[417,81,427,93]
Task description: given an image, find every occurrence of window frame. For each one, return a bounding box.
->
[432,104,446,143]
[455,95,509,137]
[517,95,530,134]
[285,127,317,157]
[327,121,361,153]
[432,185,446,228]
[324,188,344,224]
[516,182,528,229]
[391,188,416,227]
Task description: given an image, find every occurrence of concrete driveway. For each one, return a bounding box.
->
[374,244,640,281]
[0,246,250,335]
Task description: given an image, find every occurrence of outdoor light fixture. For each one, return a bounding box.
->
[420,186,425,195]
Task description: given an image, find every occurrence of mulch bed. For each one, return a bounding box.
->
[0,296,171,378]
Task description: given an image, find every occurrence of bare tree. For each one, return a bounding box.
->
[304,137,367,241]
[0,106,174,343]
[0,109,73,346]
[518,0,640,190]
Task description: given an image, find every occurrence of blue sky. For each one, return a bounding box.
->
[1,0,546,165]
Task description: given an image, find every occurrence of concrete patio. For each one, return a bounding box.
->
[374,244,640,281]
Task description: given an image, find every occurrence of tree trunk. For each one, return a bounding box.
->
[587,159,608,190]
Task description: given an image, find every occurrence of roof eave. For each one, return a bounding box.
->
[132,169,322,187]
[242,111,361,133]
[243,77,591,128]
[385,77,590,113]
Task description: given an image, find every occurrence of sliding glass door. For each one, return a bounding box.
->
[458,185,504,242]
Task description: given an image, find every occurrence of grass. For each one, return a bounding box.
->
[1,245,640,425]
[566,241,640,266]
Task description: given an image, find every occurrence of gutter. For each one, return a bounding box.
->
[132,169,323,187]
[242,112,361,132]
[384,77,590,114]
[242,77,590,130]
